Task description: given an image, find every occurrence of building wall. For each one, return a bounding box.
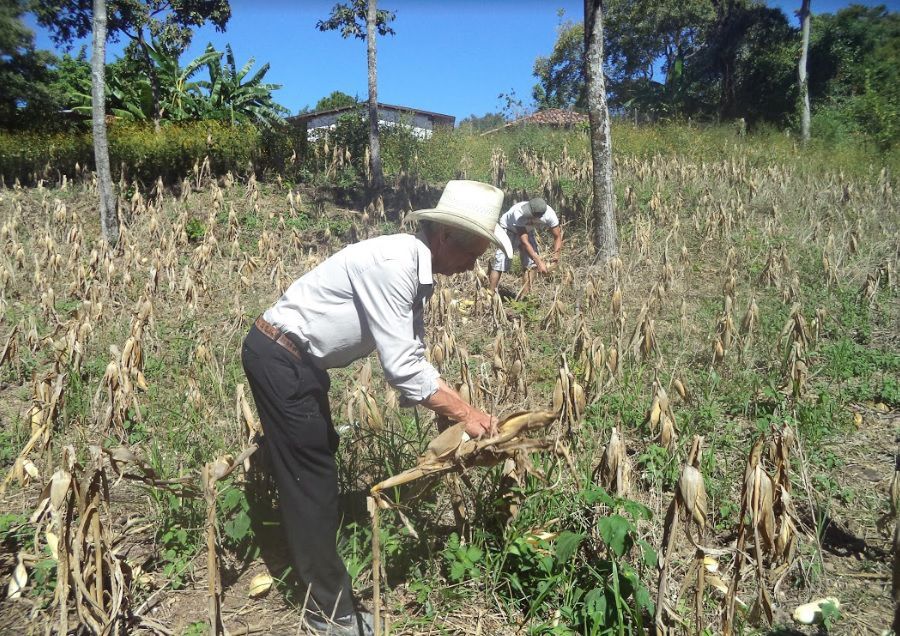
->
[305,108,440,140]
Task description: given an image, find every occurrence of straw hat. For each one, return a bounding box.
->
[406,180,513,257]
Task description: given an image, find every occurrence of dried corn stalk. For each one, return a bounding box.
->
[780,303,809,361]
[370,410,567,501]
[739,297,759,354]
[552,356,585,430]
[1,372,66,495]
[30,446,130,634]
[594,427,631,496]
[646,380,677,452]
[655,436,708,634]
[628,303,658,361]
[723,436,777,634]
[541,288,568,331]
[581,336,606,398]
[490,288,507,327]
[368,409,571,627]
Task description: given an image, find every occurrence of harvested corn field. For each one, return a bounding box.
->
[0,129,897,635]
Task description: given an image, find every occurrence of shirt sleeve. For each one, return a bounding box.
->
[349,256,439,404]
[543,207,561,229]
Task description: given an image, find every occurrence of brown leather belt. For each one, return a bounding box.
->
[254,316,303,360]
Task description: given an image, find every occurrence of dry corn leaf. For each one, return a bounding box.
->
[6,555,26,599]
[678,465,707,530]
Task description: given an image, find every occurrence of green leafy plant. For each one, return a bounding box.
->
[219,484,256,557]
[154,493,202,590]
[820,600,841,630]
[185,218,207,243]
[443,532,483,582]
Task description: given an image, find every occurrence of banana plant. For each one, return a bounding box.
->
[144,40,222,122]
[68,66,153,122]
[197,44,289,129]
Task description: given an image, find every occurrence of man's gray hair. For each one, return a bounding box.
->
[419,220,483,249]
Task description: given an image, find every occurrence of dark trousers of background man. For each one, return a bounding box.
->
[241,324,354,619]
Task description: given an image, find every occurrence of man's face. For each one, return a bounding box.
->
[432,229,490,276]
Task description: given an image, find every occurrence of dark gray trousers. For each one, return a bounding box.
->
[241,324,354,619]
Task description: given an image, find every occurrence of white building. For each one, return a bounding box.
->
[291,103,455,141]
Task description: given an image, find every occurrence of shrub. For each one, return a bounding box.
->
[0,121,266,187]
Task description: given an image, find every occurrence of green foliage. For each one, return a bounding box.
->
[604,0,714,117]
[154,492,202,590]
[337,522,373,585]
[46,49,91,124]
[185,218,206,242]
[313,90,359,113]
[636,444,680,490]
[820,337,900,405]
[808,6,900,148]
[531,1,898,146]
[0,120,263,185]
[196,44,290,129]
[458,112,506,133]
[315,0,396,40]
[31,0,231,53]
[443,533,484,582]
[495,485,654,633]
[219,484,256,556]
[820,599,841,630]
[30,555,57,598]
[532,20,586,112]
[182,621,208,636]
[0,512,33,552]
[0,0,57,129]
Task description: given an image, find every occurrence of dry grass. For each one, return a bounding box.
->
[0,135,897,634]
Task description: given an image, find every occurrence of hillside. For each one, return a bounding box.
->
[0,128,897,635]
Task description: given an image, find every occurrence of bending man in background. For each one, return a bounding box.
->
[488,197,563,292]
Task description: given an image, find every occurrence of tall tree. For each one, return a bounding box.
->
[798,0,811,144]
[584,0,618,260]
[0,0,56,129]
[365,0,382,195]
[91,0,118,245]
[32,0,231,129]
[315,90,358,112]
[533,19,586,111]
[316,0,395,202]
[808,5,898,147]
[603,0,713,116]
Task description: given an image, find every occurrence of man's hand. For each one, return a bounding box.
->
[423,380,497,439]
[464,412,498,439]
[536,259,548,274]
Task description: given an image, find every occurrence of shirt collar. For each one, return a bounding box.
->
[413,231,433,286]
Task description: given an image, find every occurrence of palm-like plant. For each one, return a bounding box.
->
[144,40,222,121]
[64,41,288,129]
[68,65,153,122]
[197,44,289,129]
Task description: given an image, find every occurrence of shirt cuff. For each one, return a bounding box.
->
[396,363,440,407]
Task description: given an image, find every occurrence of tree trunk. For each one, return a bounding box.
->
[584,0,618,261]
[798,0,811,145]
[91,0,119,246]
[711,0,738,121]
[366,0,384,196]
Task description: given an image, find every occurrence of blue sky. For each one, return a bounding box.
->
[25,0,899,123]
